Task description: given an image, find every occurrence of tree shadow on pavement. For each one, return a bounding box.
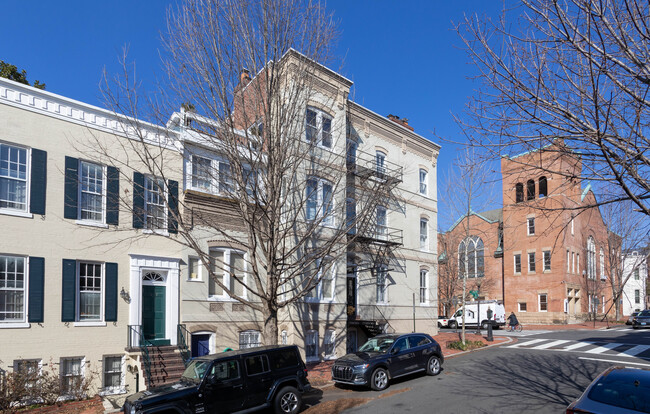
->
[453,352,603,412]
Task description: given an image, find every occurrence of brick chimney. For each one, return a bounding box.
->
[387,114,414,131]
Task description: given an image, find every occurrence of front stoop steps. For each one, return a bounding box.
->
[142,345,186,388]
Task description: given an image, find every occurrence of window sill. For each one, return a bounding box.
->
[324,355,337,361]
[419,303,431,307]
[207,296,238,302]
[306,357,320,363]
[99,388,127,396]
[76,220,109,229]
[376,302,389,306]
[73,321,107,327]
[187,279,204,283]
[528,271,536,275]
[304,298,336,304]
[0,322,30,328]
[143,229,170,237]
[0,209,33,219]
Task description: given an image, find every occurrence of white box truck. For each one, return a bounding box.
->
[448,300,506,329]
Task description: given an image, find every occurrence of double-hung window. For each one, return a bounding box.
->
[420,218,429,250]
[187,154,233,195]
[239,330,261,349]
[0,255,25,323]
[305,330,319,361]
[191,155,212,192]
[79,161,105,222]
[419,269,429,305]
[78,262,102,321]
[145,176,166,230]
[514,254,521,274]
[527,217,535,235]
[303,258,335,302]
[209,249,246,300]
[324,330,336,359]
[538,294,548,312]
[305,177,333,226]
[0,143,28,212]
[376,151,386,176]
[528,252,536,273]
[376,205,387,240]
[305,108,332,149]
[102,356,124,394]
[419,169,428,195]
[543,251,551,271]
[60,357,83,396]
[376,265,387,304]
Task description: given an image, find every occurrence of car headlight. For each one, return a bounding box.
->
[353,364,369,370]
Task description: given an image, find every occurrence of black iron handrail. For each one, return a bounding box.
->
[177,324,192,366]
[128,325,153,386]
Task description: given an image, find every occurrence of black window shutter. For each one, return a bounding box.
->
[61,259,77,322]
[28,257,45,323]
[106,166,120,225]
[168,180,179,234]
[105,262,118,322]
[64,157,79,219]
[30,149,47,215]
[132,171,145,229]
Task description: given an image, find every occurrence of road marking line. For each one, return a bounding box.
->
[584,343,623,354]
[618,345,650,357]
[533,340,570,350]
[579,357,650,367]
[506,339,546,348]
[562,342,593,351]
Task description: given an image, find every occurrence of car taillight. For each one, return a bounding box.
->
[566,407,593,414]
[304,368,308,377]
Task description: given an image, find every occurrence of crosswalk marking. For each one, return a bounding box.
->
[563,342,593,351]
[584,343,623,354]
[619,345,650,357]
[534,340,570,349]
[505,339,650,360]
[506,339,546,348]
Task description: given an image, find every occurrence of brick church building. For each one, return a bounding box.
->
[440,141,613,324]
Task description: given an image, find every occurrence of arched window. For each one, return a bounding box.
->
[526,179,535,200]
[587,237,596,279]
[539,176,547,198]
[458,236,485,278]
[142,272,164,282]
[515,183,524,203]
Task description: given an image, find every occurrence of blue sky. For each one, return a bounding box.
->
[1,0,504,228]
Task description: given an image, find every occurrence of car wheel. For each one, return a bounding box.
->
[426,356,441,376]
[273,386,301,414]
[448,320,457,329]
[633,326,638,329]
[481,321,490,330]
[437,322,442,328]
[370,367,389,391]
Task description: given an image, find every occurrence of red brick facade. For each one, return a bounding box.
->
[441,143,613,324]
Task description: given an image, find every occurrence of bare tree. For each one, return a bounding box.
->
[456,0,650,226]
[439,149,497,343]
[95,0,387,345]
[602,199,647,320]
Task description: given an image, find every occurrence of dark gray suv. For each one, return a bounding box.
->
[331,333,443,391]
[123,345,311,414]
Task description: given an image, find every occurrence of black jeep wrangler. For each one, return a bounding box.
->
[122,345,311,414]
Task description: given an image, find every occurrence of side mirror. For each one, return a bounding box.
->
[207,375,219,386]
[391,347,400,354]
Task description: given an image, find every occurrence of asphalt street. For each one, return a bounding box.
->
[331,326,650,414]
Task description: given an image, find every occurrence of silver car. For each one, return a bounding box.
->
[566,366,650,413]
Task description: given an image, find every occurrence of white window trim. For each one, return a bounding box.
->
[517,302,527,312]
[208,248,248,301]
[305,330,319,362]
[99,355,126,396]
[324,329,336,360]
[306,176,335,227]
[528,252,536,273]
[543,250,551,272]
[143,175,168,234]
[239,330,261,349]
[74,261,106,327]
[76,160,107,226]
[187,256,203,282]
[419,218,429,251]
[281,330,288,345]
[538,294,548,312]
[513,253,522,275]
[0,254,29,328]
[304,258,336,303]
[305,107,333,150]
[419,269,429,305]
[186,151,233,196]
[527,217,535,236]
[59,357,86,400]
[0,142,31,216]
[376,265,388,305]
[418,168,428,196]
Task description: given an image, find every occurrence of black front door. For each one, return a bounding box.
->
[192,334,211,358]
[204,358,246,413]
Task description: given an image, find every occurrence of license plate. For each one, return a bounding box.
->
[642,322,647,326]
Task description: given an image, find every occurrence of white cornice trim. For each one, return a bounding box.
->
[0,78,179,150]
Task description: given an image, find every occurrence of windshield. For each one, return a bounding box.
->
[358,337,395,353]
[181,360,211,383]
[639,310,650,317]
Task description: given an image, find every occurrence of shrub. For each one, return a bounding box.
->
[446,340,485,351]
